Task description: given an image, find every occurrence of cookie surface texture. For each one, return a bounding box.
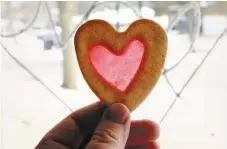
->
[74,19,168,112]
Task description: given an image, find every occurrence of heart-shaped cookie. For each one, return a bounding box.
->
[74,19,168,111]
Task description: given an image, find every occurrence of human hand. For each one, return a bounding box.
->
[35,102,160,149]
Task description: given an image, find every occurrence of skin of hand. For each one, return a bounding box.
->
[35,101,160,149]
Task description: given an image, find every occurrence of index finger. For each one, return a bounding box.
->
[35,101,107,149]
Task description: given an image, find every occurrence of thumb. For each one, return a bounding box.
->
[85,103,131,149]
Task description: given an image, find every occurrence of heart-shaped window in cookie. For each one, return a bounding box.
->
[89,39,145,93]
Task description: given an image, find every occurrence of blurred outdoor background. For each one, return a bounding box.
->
[0,1,227,149]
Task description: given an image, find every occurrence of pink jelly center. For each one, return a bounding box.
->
[89,39,145,93]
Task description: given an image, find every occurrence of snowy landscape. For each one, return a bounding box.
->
[1,2,227,149]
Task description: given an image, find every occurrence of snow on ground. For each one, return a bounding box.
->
[1,32,227,149]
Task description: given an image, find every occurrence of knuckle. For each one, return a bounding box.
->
[90,128,119,145]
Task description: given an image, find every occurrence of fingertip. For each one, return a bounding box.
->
[142,120,160,140]
[127,119,160,146]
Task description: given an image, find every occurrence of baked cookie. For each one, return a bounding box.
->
[74,19,168,112]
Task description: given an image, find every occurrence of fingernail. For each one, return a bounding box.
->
[104,103,130,124]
